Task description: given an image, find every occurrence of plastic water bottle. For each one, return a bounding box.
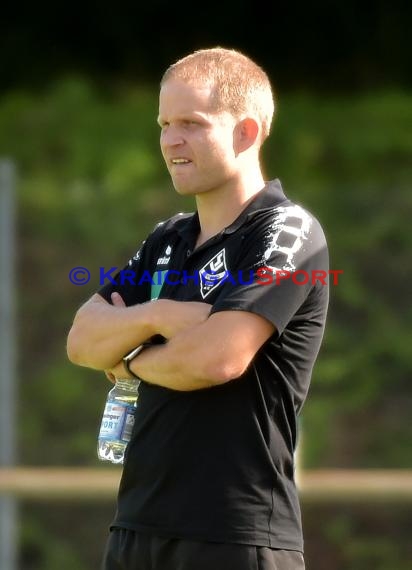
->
[97,378,140,464]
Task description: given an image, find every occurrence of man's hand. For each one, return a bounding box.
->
[104,370,117,384]
[106,360,131,383]
[110,291,126,308]
[110,292,211,339]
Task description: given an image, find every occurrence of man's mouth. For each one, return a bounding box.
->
[171,158,191,164]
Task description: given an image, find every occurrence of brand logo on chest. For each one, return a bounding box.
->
[156,244,172,266]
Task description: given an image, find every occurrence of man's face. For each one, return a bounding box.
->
[158,78,239,196]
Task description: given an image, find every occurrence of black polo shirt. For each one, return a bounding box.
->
[98,179,329,552]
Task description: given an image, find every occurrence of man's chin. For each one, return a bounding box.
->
[172,182,197,196]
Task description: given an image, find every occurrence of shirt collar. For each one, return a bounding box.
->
[223,179,287,234]
[177,179,288,242]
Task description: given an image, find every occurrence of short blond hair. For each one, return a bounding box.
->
[161,47,275,143]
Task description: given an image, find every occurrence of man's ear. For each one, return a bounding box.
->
[234,117,259,154]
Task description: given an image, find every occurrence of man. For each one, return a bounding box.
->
[67,47,329,570]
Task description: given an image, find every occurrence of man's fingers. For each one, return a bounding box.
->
[111,292,126,307]
[105,371,116,384]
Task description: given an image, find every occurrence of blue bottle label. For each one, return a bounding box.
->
[99,400,136,443]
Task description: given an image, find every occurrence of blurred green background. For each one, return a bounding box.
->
[0,2,411,569]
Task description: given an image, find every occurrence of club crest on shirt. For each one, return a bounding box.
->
[199,248,227,299]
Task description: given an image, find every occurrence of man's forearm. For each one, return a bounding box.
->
[129,339,217,391]
[67,295,212,372]
[122,310,275,392]
[127,318,239,391]
[67,294,156,370]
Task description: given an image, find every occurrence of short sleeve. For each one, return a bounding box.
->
[210,204,329,335]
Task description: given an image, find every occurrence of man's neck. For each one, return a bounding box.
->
[195,172,266,248]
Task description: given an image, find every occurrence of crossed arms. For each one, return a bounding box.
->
[67,293,275,391]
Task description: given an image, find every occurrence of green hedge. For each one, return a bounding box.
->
[0,75,410,570]
[0,77,411,468]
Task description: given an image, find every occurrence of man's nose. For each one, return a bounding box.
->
[161,126,184,147]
